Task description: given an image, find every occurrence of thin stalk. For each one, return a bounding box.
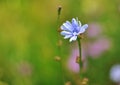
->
[77,38,83,71]
[58,47,66,85]
[56,6,65,85]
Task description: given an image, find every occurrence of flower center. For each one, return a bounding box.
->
[73,32,78,36]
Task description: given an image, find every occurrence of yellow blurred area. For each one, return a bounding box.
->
[0,81,8,85]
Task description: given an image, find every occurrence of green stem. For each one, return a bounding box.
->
[59,47,65,84]
[77,38,83,71]
[56,6,65,85]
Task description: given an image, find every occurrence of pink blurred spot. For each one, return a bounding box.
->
[67,49,80,73]
[67,46,87,73]
[87,23,101,38]
[17,61,32,76]
[88,38,111,58]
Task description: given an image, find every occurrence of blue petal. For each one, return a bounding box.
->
[61,31,72,36]
[72,18,79,27]
[72,18,81,32]
[69,36,77,42]
[75,21,82,32]
[79,24,88,34]
[66,21,73,27]
[76,27,81,33]
[64,35,72,39]
[61,21,73,32]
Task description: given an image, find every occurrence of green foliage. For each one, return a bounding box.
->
[0,0,120,85]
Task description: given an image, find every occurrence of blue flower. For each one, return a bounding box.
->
[60,18,88,42]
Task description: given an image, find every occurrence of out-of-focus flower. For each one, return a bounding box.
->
[17,61,32,76]
[87,23,101,38]
[86,22,111,57]
[67,49,80,73]
[88,38,111,57]
[67,35,111,73]
[110,64,120,83]
[60,18,88,42]
[67,22,111,73]
[67,47,87,73]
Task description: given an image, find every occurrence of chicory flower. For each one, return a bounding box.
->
[60,18,88,42]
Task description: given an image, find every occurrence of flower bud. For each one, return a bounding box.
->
[56,39,62,46]
[83,78,89,82]
[57,28,62,32]
[76,56,80,63]
[81,78,89,85]
[78,34,84,39]
[65,81,71,85]
[54,56,61,61]
[58,5,62,16]
[81,81,87,85]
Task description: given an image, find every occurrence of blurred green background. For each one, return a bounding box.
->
[0,0,120,85]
